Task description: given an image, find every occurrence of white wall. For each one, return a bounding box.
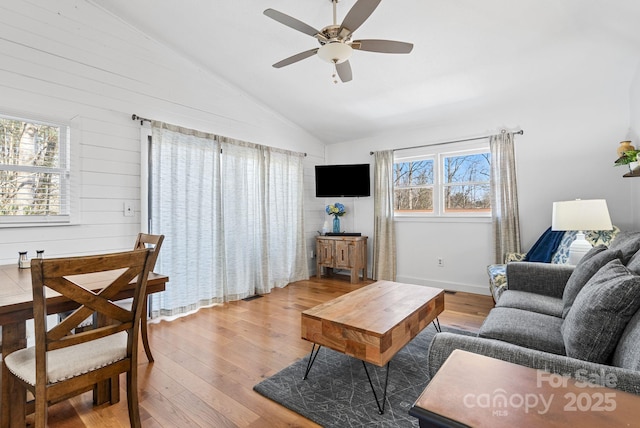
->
[326,36,640,295]
[3,2,639,296]
[628,62,640,229]
[0,2,325,266]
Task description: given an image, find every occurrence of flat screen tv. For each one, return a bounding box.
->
[315,164,371,197]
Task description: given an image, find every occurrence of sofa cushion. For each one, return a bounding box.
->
[608,231,640,264]
[479,307,565,355]
[496,290,563,317]
[561,245,622,318]
[626,250,640,275]
[561,259,640,364]
[612,309,640,371]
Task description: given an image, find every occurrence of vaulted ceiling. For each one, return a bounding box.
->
[91,0,640,144]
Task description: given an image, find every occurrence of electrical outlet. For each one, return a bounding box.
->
[437,257,444,267]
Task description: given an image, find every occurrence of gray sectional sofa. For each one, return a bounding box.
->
[428,231,640,395]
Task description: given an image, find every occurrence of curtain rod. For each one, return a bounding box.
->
[369,129,524,155]
[131,113,307,156]
[132,114,152,125]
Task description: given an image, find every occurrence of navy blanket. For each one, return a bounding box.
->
[523,227,565,263]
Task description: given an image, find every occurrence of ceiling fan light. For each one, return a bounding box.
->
[317,42,353,64]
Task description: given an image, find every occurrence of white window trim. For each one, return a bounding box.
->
[394,140,491,219]
[0,113,80,228]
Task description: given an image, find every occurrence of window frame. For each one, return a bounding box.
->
[0,113,73,227]
[393,140,491,219]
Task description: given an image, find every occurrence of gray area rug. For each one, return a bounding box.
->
[253,325,473,427]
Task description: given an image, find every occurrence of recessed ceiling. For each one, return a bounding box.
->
[90,0,640,144]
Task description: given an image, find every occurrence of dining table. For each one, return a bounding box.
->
[0,262,168,427]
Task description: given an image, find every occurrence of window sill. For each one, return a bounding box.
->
[0,220,79,229]
[394,215,491,224]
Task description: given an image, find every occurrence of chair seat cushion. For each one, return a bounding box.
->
[495,290,563,317]
[5,332,127,386]
[478,307,565,355]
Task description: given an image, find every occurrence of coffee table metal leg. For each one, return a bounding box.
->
[362,361,391,414]
[432,317,441,333]
[303,343,322,380]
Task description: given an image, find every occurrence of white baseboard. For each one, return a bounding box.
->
[395,275,491,296]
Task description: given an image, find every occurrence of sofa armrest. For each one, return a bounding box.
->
[428,333,640,395]
[506,262,574,298]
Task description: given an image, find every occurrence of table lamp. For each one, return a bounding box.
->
[551,199,613,265]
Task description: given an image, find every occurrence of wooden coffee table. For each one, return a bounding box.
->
[410,349,640,427]
[301,280,445,414]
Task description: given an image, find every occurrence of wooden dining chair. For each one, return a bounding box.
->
[56,233,164,361]
[4,249,153,428]
[131,233,164,362]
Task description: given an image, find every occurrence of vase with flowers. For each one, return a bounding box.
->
[326,203,346,233]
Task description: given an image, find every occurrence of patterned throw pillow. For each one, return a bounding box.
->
[551,231,576,264]
[561,259,640,363]
[551,227,620,265]
[586,226,619,247]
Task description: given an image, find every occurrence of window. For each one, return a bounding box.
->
[394,159,435,212]
[394,142,491,216]
[0,114,70,224]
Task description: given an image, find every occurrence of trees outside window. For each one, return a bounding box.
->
[393,144,490,216]
[0,115,70,224]
[443,153,490,213]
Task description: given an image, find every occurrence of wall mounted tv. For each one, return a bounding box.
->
[315,164,371,197]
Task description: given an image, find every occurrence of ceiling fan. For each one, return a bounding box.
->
[264,0,413,83]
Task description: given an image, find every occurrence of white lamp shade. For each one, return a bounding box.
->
[317,42,353,64]
[551,199,613,231]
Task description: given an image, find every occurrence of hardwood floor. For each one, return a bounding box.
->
[39,277,494,427]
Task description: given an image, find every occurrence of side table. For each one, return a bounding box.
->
[315,235,367,283]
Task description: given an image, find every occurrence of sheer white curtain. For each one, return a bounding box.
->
[149,123,308,318]
[489,131,521,264]
[372,150,396,280]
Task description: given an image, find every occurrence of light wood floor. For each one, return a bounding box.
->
[38,277,494,427]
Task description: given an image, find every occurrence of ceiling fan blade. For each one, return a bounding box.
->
[264,9,320,37]
[340,0,381,36]
[352,39,414,54]
[335,61,353,83]
[272,48,319,68]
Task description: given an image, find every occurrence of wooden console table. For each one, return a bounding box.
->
[315,235,367,283]
[410,349,639,427]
